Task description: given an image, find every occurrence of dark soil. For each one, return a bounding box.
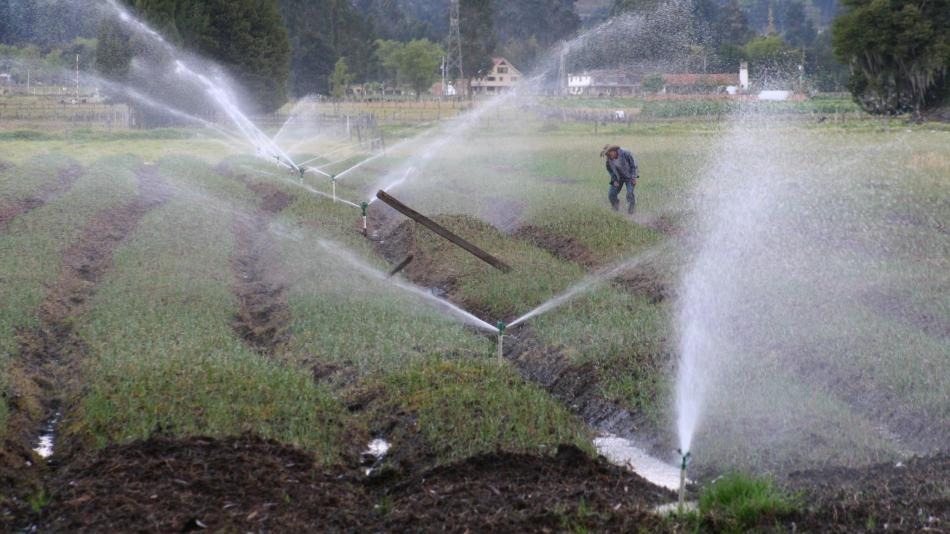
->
[230,178,295,353]
[506,330,669,455]
[0,163,84,232]
[36,434,370,533]
[26,433,949,533]
[374,217,465,298]
[2,166,172,518]
[612,262,671,304]
[33,435,673,533]
[377,444,672,532]
[514,224,599,268]
[784,453,950,532]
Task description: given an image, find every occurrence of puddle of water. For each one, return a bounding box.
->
[361,438,391,476]
[593,434,681,491]
[655,501,697,515]
[33,411,61,459]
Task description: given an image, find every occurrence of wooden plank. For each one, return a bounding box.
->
[375,190,512,272]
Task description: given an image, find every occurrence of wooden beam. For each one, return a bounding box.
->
[376,190,512,272]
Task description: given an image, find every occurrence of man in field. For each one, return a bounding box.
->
[601,144,639,214]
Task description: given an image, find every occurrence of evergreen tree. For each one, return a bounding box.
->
[782,1,816,47]
[97,0,291,112]
[492,0,579,71]
[278,0,376,96]
[460,0,495,87]
[833,0,950,114]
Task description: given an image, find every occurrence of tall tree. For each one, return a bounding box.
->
[97,0,291,113]
[329,57,353,98]
[374,38,443,96]
[492,0,579,71]
[459,0,495,86]
[278,0,376,96]
[399,39,444,97]
[782,1,816,47]
[833,0,950,115]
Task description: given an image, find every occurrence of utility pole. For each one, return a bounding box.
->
[444,0,464,96]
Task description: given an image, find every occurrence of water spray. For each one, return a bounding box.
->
[361,202,369,236]
[677,449,691,509]
[496,321,507,363]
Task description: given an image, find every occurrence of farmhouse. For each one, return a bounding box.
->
[470,58,522,95]
[568,63,750,96]
[568,68,646,96]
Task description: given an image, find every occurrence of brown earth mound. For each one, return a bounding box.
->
[34,435,673,533]
[514,224,598,268]
[379,444,671,532]
[785,453,950,532]
[613,263,671,304]
[0,163,84,232]
[37,435,369,533]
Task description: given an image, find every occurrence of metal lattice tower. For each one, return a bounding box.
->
[444,0,464,92]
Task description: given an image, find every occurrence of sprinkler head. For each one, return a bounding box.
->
[299,167,306,179]
[677,449,692,470]
[496,321,507,335]
[331,174,337,182]
[361,202,369,216]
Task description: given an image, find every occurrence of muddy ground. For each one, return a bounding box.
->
[23,433,949,532]
[0,164,84,232]
[230,177,295,353]
[785,453,949,532]
[32,434,673,533]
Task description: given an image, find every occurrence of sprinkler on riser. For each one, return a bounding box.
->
[677,449,691,509]
[274,155,281,167]
[298,166,306,182]
[496,321,506,363]
[331,174,337,203]
[361,202,369,236]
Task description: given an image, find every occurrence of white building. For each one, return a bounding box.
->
[470,58,522,95]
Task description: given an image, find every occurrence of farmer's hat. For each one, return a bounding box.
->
[600,144,621,157]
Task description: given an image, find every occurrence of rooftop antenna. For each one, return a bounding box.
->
[444,0,464,96]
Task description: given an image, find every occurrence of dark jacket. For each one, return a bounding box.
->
[606,148,639,184]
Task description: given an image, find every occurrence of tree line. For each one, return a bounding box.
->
[0,0,946,115]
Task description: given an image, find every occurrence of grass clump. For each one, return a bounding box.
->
[696,473,799,532]
[385,360,593,463]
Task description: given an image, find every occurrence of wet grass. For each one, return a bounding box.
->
[385,360,593,462]
[0,154,140,435]
[692,473,800,533]
[0,153,75,201]
[74,158,348,460]
[1,116,946,480]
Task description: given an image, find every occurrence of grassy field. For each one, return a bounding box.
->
[0,105,947,485]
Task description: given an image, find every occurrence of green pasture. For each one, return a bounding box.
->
[0,113,946,475]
